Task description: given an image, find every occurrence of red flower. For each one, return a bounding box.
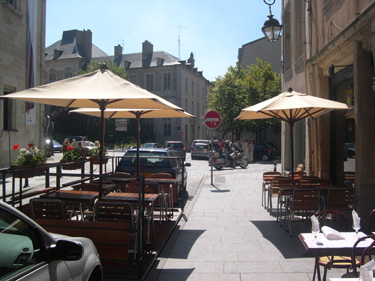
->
[66,146,73,151]
[13,144,20,151]
[27,143,34,148]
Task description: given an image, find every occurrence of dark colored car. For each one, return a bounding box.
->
[164,141,186,161]
[253,141,277,161]
[345,143,355,158]
[116,148,191,197]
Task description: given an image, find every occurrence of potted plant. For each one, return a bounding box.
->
[88,141,108,164]
[11,143,46,178]
[60,145,84,170]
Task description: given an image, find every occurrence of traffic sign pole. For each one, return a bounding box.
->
[210,129,213,185]
[204,111,221,186]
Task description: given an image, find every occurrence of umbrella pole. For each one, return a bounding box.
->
[136,112,141,177]
[99,101,106,200]
[290,122,294,179]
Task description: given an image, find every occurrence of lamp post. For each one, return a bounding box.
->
[262,0,282,42]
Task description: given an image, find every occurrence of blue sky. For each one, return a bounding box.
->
[46,0,281,82]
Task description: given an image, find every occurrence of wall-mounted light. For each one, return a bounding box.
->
[262,0,282,42]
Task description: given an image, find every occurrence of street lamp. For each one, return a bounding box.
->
[262,0,282,42]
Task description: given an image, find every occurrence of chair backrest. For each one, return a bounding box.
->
[263,172,281,184]
[299,178,332,189]
[288,171,307,179]
[290,188,320,212]
[314,209,352,232]
[326,187,355,211]
[370,209,375,233]
[30,198,66,220]
[95,201,134,228]
[149,173,172,179]
[351,234,375,276]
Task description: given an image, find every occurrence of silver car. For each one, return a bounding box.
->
[191,142,209,160]
[0,201,103,281]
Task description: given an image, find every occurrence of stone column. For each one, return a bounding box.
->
[354,40,375,231]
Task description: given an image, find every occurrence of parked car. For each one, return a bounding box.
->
[164,141,186,161]
[116,148,191,197]
[253,141,277,161]
[191,142,209,160]
[52,140,62,152]
[0,201,103,281]
[84,140,98,155]
[345,143,355,158]
[191,139,211,150]
[142,142,163,149]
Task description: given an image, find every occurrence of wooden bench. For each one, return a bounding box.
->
[35,219,134,270]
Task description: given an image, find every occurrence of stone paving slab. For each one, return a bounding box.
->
[145,171,348,281]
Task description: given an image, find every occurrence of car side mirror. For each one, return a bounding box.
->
[184,163,191,167]
[52,240,83,261]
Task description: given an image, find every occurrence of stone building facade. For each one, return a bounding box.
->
[238,37,281,75]
[282,0,375,226]
[45,32,209,149]
[0,0,46,168]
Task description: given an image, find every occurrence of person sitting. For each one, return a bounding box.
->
[223,140,235,167]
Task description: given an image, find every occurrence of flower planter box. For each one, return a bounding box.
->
[60,160,84,170]
[91,157,109,165]
[10,164,47,178]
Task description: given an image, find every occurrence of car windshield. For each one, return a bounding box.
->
[119,151,172,168]
[167,143,183,150]
[195,144,207,149]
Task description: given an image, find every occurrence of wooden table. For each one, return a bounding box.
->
[299,232,374,281]
[71,183,118,194]
[41,190,99,220]
[103,192,159,243]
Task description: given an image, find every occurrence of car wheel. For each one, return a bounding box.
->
[214,166,223,170]
[88,266,103,281]
[262,154,269,161]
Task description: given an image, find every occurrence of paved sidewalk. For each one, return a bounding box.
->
[145,170,345,281]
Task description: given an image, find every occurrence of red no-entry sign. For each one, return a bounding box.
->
[204,111,221,129]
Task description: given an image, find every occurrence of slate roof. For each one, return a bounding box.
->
[94,51,182,69]
[45,31,107,61]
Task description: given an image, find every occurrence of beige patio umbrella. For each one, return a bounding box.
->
[1,64,183,198]
[70,108,196,177]
[235,87,349,177]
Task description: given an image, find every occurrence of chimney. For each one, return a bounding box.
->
[76,29,92,59]
[187,52,195,68]
[142,40,153,67]
[114,44,122,58]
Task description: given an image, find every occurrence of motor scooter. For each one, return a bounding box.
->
[209,146,248,170]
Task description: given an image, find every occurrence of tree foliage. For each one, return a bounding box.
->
[207,59,281,140]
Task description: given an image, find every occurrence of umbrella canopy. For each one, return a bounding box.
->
[2,64,184,198]
[235,88,349,177]
[3,66,182,110]
[70,108,196,119]
[69,107,196,177]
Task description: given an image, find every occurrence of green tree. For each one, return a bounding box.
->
[207,59,281,141]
